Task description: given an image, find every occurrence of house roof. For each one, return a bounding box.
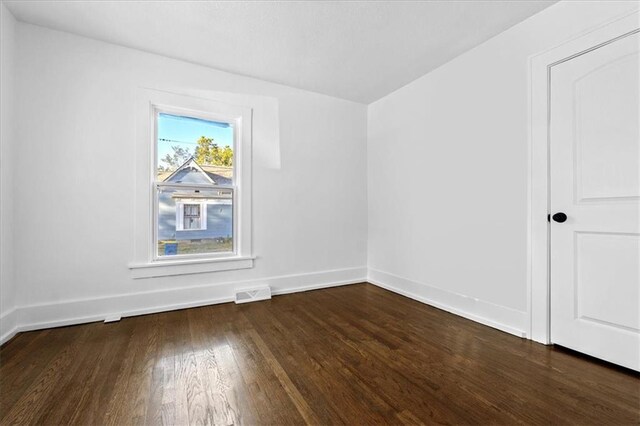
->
[199,165,233,186]
[159,157,233,186]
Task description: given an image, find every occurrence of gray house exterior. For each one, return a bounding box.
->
[158,158,233,242]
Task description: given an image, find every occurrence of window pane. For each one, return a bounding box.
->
[156,113,234,185]
[157,186,233,257]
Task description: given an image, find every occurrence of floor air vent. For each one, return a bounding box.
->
[235,286,272,304]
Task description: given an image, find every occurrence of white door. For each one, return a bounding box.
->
[550,31,639,371]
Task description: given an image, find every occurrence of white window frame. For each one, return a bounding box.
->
[130,89,254,278]
[176,202,207,231]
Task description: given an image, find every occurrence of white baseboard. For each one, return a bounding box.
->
[367,268,528,338]
[0,266,366,345]
[2,266,528,345]
[0,308,18,345]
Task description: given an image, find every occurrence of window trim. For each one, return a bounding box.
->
[130,89,254,278]
[176,202,207,232]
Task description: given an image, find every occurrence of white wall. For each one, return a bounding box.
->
[367,1,639,337]
[3,22,367,341]
[0,3,17,340]
[5,0,638,344]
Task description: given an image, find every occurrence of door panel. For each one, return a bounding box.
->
[574,52,639,201]
[575,232,639,331]
[550,32,639,371]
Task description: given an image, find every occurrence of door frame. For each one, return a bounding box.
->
[528,10,639,344]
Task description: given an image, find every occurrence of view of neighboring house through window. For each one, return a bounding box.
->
[155,112,234,258]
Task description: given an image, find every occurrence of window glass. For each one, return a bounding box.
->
[156,187,233,257]
[156,113,234,183]
[155,111,235,259]
[183,204,201,230]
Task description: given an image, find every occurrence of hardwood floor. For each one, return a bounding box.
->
[1,283,638,425]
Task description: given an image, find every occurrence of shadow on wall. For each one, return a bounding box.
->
[173,88,282,170]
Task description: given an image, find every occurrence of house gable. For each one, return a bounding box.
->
[162,157,216,185]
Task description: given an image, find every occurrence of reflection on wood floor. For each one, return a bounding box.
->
[1,283,638,425]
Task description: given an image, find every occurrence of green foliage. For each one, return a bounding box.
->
[220,145,233,166]
[157,137,233,173]
[195,136,233,167]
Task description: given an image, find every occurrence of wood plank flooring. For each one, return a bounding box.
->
[1,283,638,425]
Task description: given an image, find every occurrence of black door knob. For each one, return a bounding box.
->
[552,212,567,223]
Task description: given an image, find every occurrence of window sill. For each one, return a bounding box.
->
[129,255,255,279]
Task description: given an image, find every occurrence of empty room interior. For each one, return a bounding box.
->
[0,0,639,424]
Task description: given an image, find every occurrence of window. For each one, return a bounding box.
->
[131,89,253,277]
[182,204,202,230]
[155,112,234,258]
[176,203,207,231]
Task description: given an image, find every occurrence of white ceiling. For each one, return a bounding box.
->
[5,0,556,103]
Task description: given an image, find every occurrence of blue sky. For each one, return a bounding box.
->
[157,113,233,166]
